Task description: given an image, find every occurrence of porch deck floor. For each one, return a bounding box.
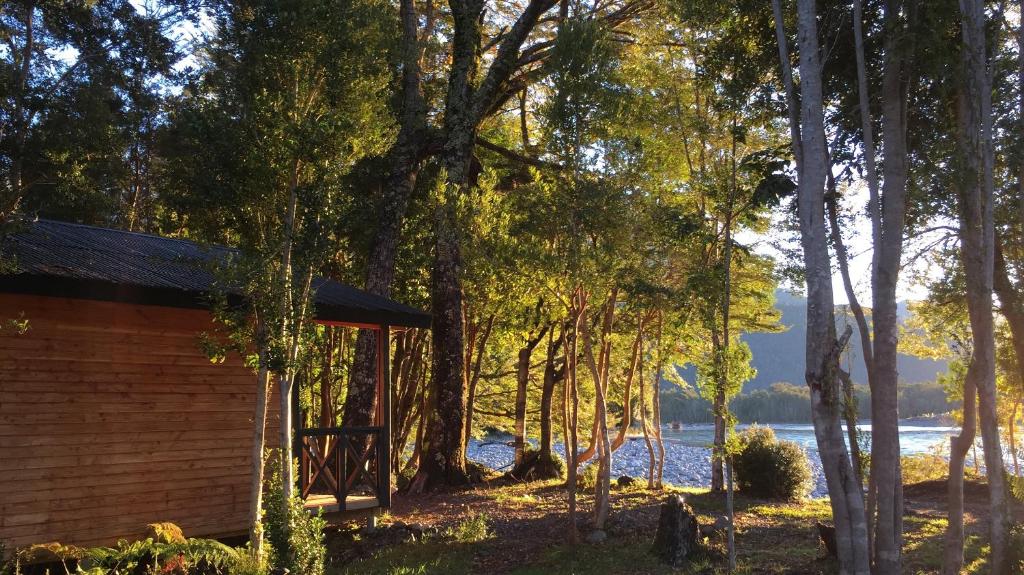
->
[303,494,379,513]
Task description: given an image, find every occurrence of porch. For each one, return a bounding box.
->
[292,322,397,519]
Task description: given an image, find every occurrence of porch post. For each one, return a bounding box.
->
[377,324,392,507]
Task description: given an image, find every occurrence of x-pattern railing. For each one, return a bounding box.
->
[298,426,383,512]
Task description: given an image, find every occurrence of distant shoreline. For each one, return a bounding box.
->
[661,414,956,428]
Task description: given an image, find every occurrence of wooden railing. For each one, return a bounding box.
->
[297,426,389,511]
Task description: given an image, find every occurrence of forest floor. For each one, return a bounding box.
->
[325,476,1017,575]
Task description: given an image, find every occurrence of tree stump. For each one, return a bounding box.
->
[651,494,700,566]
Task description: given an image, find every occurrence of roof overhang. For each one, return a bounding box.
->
[0,274,432,329]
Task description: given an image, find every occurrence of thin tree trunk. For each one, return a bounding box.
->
[611,316,645,452]
[515,322,549,465]
[639,335,656,488]
[775,1,871,572]
[723,113,738,571]
[825,169,868,492]
[653,313,666,488]
[953,3,1010,570]
[582,291,616,530]
[249,335,272,551]
[563,289,586,544]
[276,155,303,501]
[464,314,495,453]
[540,325,565,472]
[942,360,977,574]
[711,327,725,492]
[995,240,1024,392]
[1010,399,1020,476]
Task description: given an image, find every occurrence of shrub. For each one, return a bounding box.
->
[264,451,327,575]
[445,513,491,543]
[1010,523,1024,574]
[733,425,812,501]
[576,463,599,492]
[530,447,566,479]
[901,453,950,484]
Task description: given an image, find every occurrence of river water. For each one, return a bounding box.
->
[466,421,960,496]
[661,422,957,455]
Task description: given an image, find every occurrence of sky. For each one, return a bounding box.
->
[740,177,948,306]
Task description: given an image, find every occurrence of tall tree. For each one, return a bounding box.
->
[773,0,871,572]
[945,0,1010,570]
[0,0,193,228]
[164,0,394,546]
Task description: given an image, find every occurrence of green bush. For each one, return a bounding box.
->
[576,463,599,492]
[444,513,492,543]
[528,446,566,479]
[264,451,327,575]
[1010,523,1024,574]
[733,425,812,501]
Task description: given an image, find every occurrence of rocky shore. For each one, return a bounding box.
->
[467,435,829,497]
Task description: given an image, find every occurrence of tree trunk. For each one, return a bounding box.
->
[952,3,1010,570]
[342,0,429,432]
[611,316,645,452]
[515,323,549,465]
[653,313,666,488]
[776,1,872,572]
[464,314,495,454]
[639,336,657,489]
[995,241,1024,391]
[414,200,470,488]
[869,3,915,569]
[942,359,977,574]
[539,325,565,471]
[411,0,483,490]
[711,327,725,492]
[825,169,867,492]
[582,291,616,530]
[248,339,272,551]
[563,289,586,544]
[1010,399,1020,477]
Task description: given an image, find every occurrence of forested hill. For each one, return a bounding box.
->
[735,291,948,390]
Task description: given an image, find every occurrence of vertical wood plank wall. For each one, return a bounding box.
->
[0,293,279,549]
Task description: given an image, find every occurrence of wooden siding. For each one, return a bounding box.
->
[0,293,279,549]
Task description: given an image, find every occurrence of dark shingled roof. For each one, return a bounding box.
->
[0,219,431,328]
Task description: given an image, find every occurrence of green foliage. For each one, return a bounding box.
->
[529,446,567,479]
[1009,474,1024,503]
[1010,523,1024,573]
[444,513,492,543]
[227,547,270,575]
[576,463,599,493]
[77,536,238,574]
[263,452,327,575]
[900,453,950,484]
[733,426,812,501]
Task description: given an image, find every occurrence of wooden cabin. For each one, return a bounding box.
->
[0,220,430,550]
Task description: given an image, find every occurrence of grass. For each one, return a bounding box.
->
[327,480,997,575]
[506,534,712,575]
[333,541,476,575]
